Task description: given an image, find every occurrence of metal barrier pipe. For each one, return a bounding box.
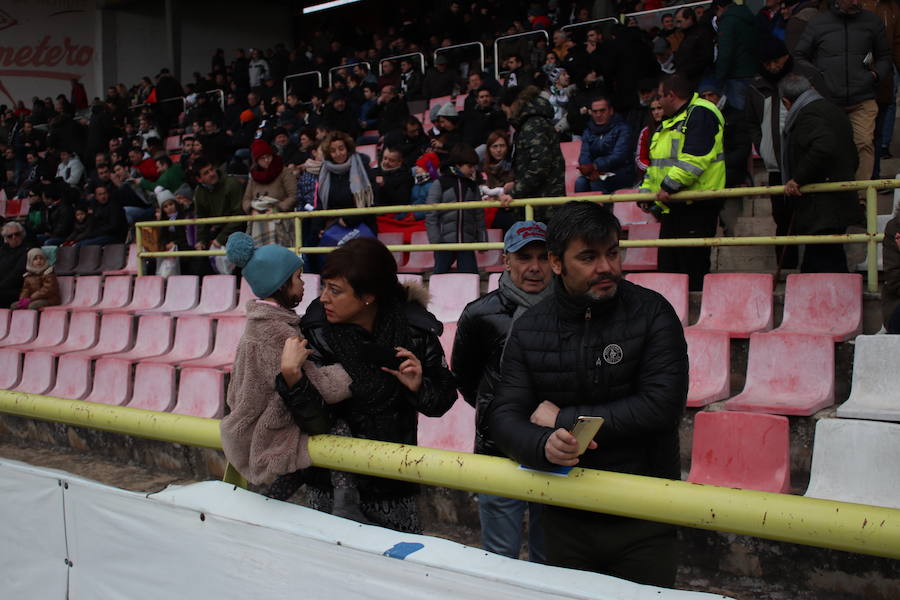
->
[867,186,879,293]
[283,71,323,100]
[203,89,225,112]
[380,52,425,76]
[434,42,485,73]
[329,63,369,88]
[560,17,619,34]
[493,30,549,80]
[135,225,144,277]
[2,387,897,561]
[624,0,712,25]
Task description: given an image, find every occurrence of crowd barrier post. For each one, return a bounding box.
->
[560,17,619,34]
[493,30,549,80]
[379,52,426,75]
[866,185,879,292]
[434,42,485,74]
[203,89,225,112]
[135,225,144,277]
[283,71,324,100]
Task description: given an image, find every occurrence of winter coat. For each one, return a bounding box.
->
[20,269,60,305]
[861,0,900,104]
[795,5,891,106]
[45,201,75,240]
[375,167,413,207]
[674,24,715,87]
[369,97,411,136]
[716,3,761,81]
[883,216,900,328]
[78,198,128,243]
[194,172,245,246]
[578,113,635,185]
[509,88,565,200]
[241,167,298,213]
[460,105,508,148]
[221,300,352,485]
[783,96,860,234]
[489,279,687,478]
[0,244,29,303]
[424,173,486,244]
[422,68,457,99]
[140,164,185,193]
[56,156,85,187]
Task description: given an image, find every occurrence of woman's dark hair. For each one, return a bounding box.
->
[321,131,356,161]
[483,130,510,169]
[448,143,479,167]
[546,201,622,259]
[321,238,404,306]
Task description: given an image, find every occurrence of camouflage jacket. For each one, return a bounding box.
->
[511,94,565,200]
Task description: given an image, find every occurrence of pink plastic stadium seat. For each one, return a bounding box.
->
[0,311,38,347]
[684,329,731,407]
[561,140,580,196]
[438,321,457,368]
[295,274,321,317]
[0,349,23,389]
[104,243,139,276]
[172,275,237,316]
[181,317,246,370]
[72,275,133,312]
[128,363,176,412]
[12,351,56,395]
[43,276,102,312]
[48,312,100,355]
[55,277,75,306]
[612,189,652,229]
[625,273,689,326]
[103,275,165,314]
[68,313,134,359]
[0,308,10,341]
[398,231,435,273]
[146,316,213,365]
[622,223,661,271]
[724,332,835,416]
[210,278,257,318]
[103,315,174,361]
[84,358,133,406]
[689,273,774,338]
[47,355,92,400]
[688,411,791,493]
[772,273,863,342]
[418,399,475,454]
[397,274,424,287]
[137,275,199,315]
[356,144,377,167]
[487,272,501,292]
[164,135,181,154]
[173,368,226,418]
[6,310,68,351]
[427,274,480,323]
[378,232,407,268]
[477,229,503,269]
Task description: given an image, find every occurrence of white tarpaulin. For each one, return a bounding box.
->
[0,459,734,600]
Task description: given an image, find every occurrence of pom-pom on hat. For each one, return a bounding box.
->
[226,232,303,299]
[154,185,176,207]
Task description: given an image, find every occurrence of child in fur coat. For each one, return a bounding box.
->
[11,248,60,310]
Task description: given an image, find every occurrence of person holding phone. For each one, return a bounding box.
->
[489,201,688,587]
[277,237,457,533]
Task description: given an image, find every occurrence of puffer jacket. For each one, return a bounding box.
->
[452,288,518,456]
[424,173,486,244]
[510,88,565,200]
[577,113,635,185]
[795,4,891,106]
[489,279,687,479]
[20,270,60,305]
[715,3,760,81]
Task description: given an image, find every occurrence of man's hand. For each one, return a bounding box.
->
[375,175,384,186]
[497,193,514,208]
[656,189,671,204]
[784,179,802,196]
[210,239,223,249]
[194,241,206,251]
[503,181,515,194]
[544,428,598,466]
[530,400,560,428]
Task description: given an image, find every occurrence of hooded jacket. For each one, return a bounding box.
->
[578,113,635,185]
[509,88,565,199]
[424,170,485,244]
[716,3,761,81]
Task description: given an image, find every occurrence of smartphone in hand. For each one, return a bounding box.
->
[570,416,605,455]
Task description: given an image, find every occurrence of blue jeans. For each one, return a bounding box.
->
[124,206,156,225]
[478,493,545,562]
[433,250,478,274]
[75,235,117,247]
[575,175,619,195]
[722,78,753,111]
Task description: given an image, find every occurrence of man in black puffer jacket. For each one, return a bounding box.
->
[489,201,687,587]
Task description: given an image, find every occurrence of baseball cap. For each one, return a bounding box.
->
[504,220,548,253]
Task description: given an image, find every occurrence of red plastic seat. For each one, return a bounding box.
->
[0,308,9,341]
[476,229,503,269]
[164,135,181,154]
[687,411,791,493]
[6,310,68,351]
[487,272,501,292]
[418,398,475,453]
[561,140,580,196]
[173,368,226,418]
[689,273,774,338]
[0,310,38,347]
[103,275,165,314]
[724,332,835,416]
[172,275,237,316]
[49,311,100,355]
[68,313,134,359]
[103,315,174,361]
[55,277,75,306]
[12,351,56,395]
[622,223,661,271]
[377,232,407,268]
[612,189,652,228]
[43,276,102,312]
[136,275,199,315]
[210,278,257,317]
[684,329,731,407]
[84,358,133,406]
[128,362,176,412]
[147,316,213,365]
[181,317,246,369]
[625,273,689,326]
[72,275,133,312]
[0,349,23,389]
[104,244,138,276]
[356,144,377,167]
[772,273,863,342]
[295,274,321,317]
[427,273,480,323]
[47,355,92,400]
[397,231,435,273]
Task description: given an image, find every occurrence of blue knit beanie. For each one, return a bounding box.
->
[225,232,303,299]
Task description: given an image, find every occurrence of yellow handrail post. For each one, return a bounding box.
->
[294,216,302,257]
[134,226,144,277]
[524,202,534,221]
[866,185,879,293]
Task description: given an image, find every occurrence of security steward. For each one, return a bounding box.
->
[639,74,725,291]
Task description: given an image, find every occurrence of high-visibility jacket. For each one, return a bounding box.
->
[640,93,725,212]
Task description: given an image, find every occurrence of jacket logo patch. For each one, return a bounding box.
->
[602,344,623,365]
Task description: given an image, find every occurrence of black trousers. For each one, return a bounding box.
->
[768,172,799,269]
[658,202,720,292]
[800,230,848,274]
[543,506,678,587]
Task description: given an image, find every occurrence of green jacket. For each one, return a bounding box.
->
[140,163,185,193]
[511,90,565,200]
[716,4,760,81]
[194,172,245,246]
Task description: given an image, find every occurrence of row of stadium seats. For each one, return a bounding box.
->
[52,243,139,277]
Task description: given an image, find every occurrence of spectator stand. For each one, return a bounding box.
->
[493,30,548,81]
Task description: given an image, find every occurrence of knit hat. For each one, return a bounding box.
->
[155,185,176,208]
[415,152,440,180]
[549,67,566,85]
[251,138,274,162]
[697,81,722,96]
[436,102,458,118]
[25,248,51,275]
[239,109,255,123]
[225,232,303,299]
[174,183,193,201]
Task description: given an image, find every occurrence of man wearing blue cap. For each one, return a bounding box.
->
[451,220,553,562]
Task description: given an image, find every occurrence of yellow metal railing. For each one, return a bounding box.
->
[136,179,895,292]
[1,389,898,560]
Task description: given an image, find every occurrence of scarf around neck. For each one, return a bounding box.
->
[318,153,374,210]
[302,157,322,175]
[250,154,285,184]
[498,270,554,339]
